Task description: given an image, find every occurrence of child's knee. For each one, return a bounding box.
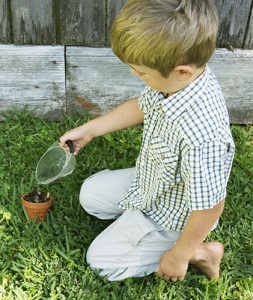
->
[86,243,123,281]
[86,239,102,269]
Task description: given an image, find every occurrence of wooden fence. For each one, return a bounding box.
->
[0,1,253,124]
[0,45,252,123]
[0,0,253,49]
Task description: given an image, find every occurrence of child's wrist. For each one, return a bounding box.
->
[83,120,99,139]
[169,245,193,261]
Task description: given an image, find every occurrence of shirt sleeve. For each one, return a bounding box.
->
[181,141,229,211]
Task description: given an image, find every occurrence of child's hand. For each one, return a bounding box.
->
[156,249,189,282]
[59,123,95,155]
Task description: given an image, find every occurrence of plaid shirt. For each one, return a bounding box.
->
[118,66,235,231]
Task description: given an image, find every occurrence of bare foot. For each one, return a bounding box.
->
[190,242,224,279]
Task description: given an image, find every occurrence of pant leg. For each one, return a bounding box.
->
[79,168,136,220]
[86,209,180,281]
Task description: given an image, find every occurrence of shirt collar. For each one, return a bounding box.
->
[158,65,209,122]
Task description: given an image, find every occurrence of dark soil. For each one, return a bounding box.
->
[23,190,50,203]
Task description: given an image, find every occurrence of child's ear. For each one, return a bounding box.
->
[174,65,194,81]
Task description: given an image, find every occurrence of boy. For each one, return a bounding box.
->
[60,0,235,282]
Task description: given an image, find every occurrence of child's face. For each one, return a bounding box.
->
[129,64,203,95]
[129,64,180,94]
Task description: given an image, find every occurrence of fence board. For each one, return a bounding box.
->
[244,3,253,48]
[0,0,12,43]
[0,45,65,119]
[58,0,106,46]
[11,0,56,44]
[66,47,253,124]
[214,0,252,48]
[0,45,252,123]
[106,0,127,46]
[66,47,144,115]
[0,0,253,48]
[209,49,253,123]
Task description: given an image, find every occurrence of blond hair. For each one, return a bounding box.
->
[110,0,218,77]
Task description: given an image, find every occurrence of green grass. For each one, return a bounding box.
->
[0,110,253,300]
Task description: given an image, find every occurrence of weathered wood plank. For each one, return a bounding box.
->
[244,2,253,48]
[214,0,252,48]
[11,0,56,44]
[57,0,106,46]
[209,49,253,123]
[0,45,65,119]
[0,0,12,43]
[0,0,252,49]
[66,47,253,124]
[106,0,127,46]
[66,47,143,115]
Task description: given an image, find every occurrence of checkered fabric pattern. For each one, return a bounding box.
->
[118,66,235,231]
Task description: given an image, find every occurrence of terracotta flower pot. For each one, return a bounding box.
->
[21,193,52,221]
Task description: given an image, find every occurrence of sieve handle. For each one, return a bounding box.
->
[66,140,75,154]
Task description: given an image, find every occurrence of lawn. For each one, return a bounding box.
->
[0,110,253,300]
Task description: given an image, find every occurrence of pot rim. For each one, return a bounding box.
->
[21,194,52,208]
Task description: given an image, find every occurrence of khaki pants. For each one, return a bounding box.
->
[80,168,180,281]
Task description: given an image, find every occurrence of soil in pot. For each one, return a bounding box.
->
[22,189,52,221]
[23,190,50,203]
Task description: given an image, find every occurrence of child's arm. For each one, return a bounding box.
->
[60,97,143,154]
[157,199,224,281]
